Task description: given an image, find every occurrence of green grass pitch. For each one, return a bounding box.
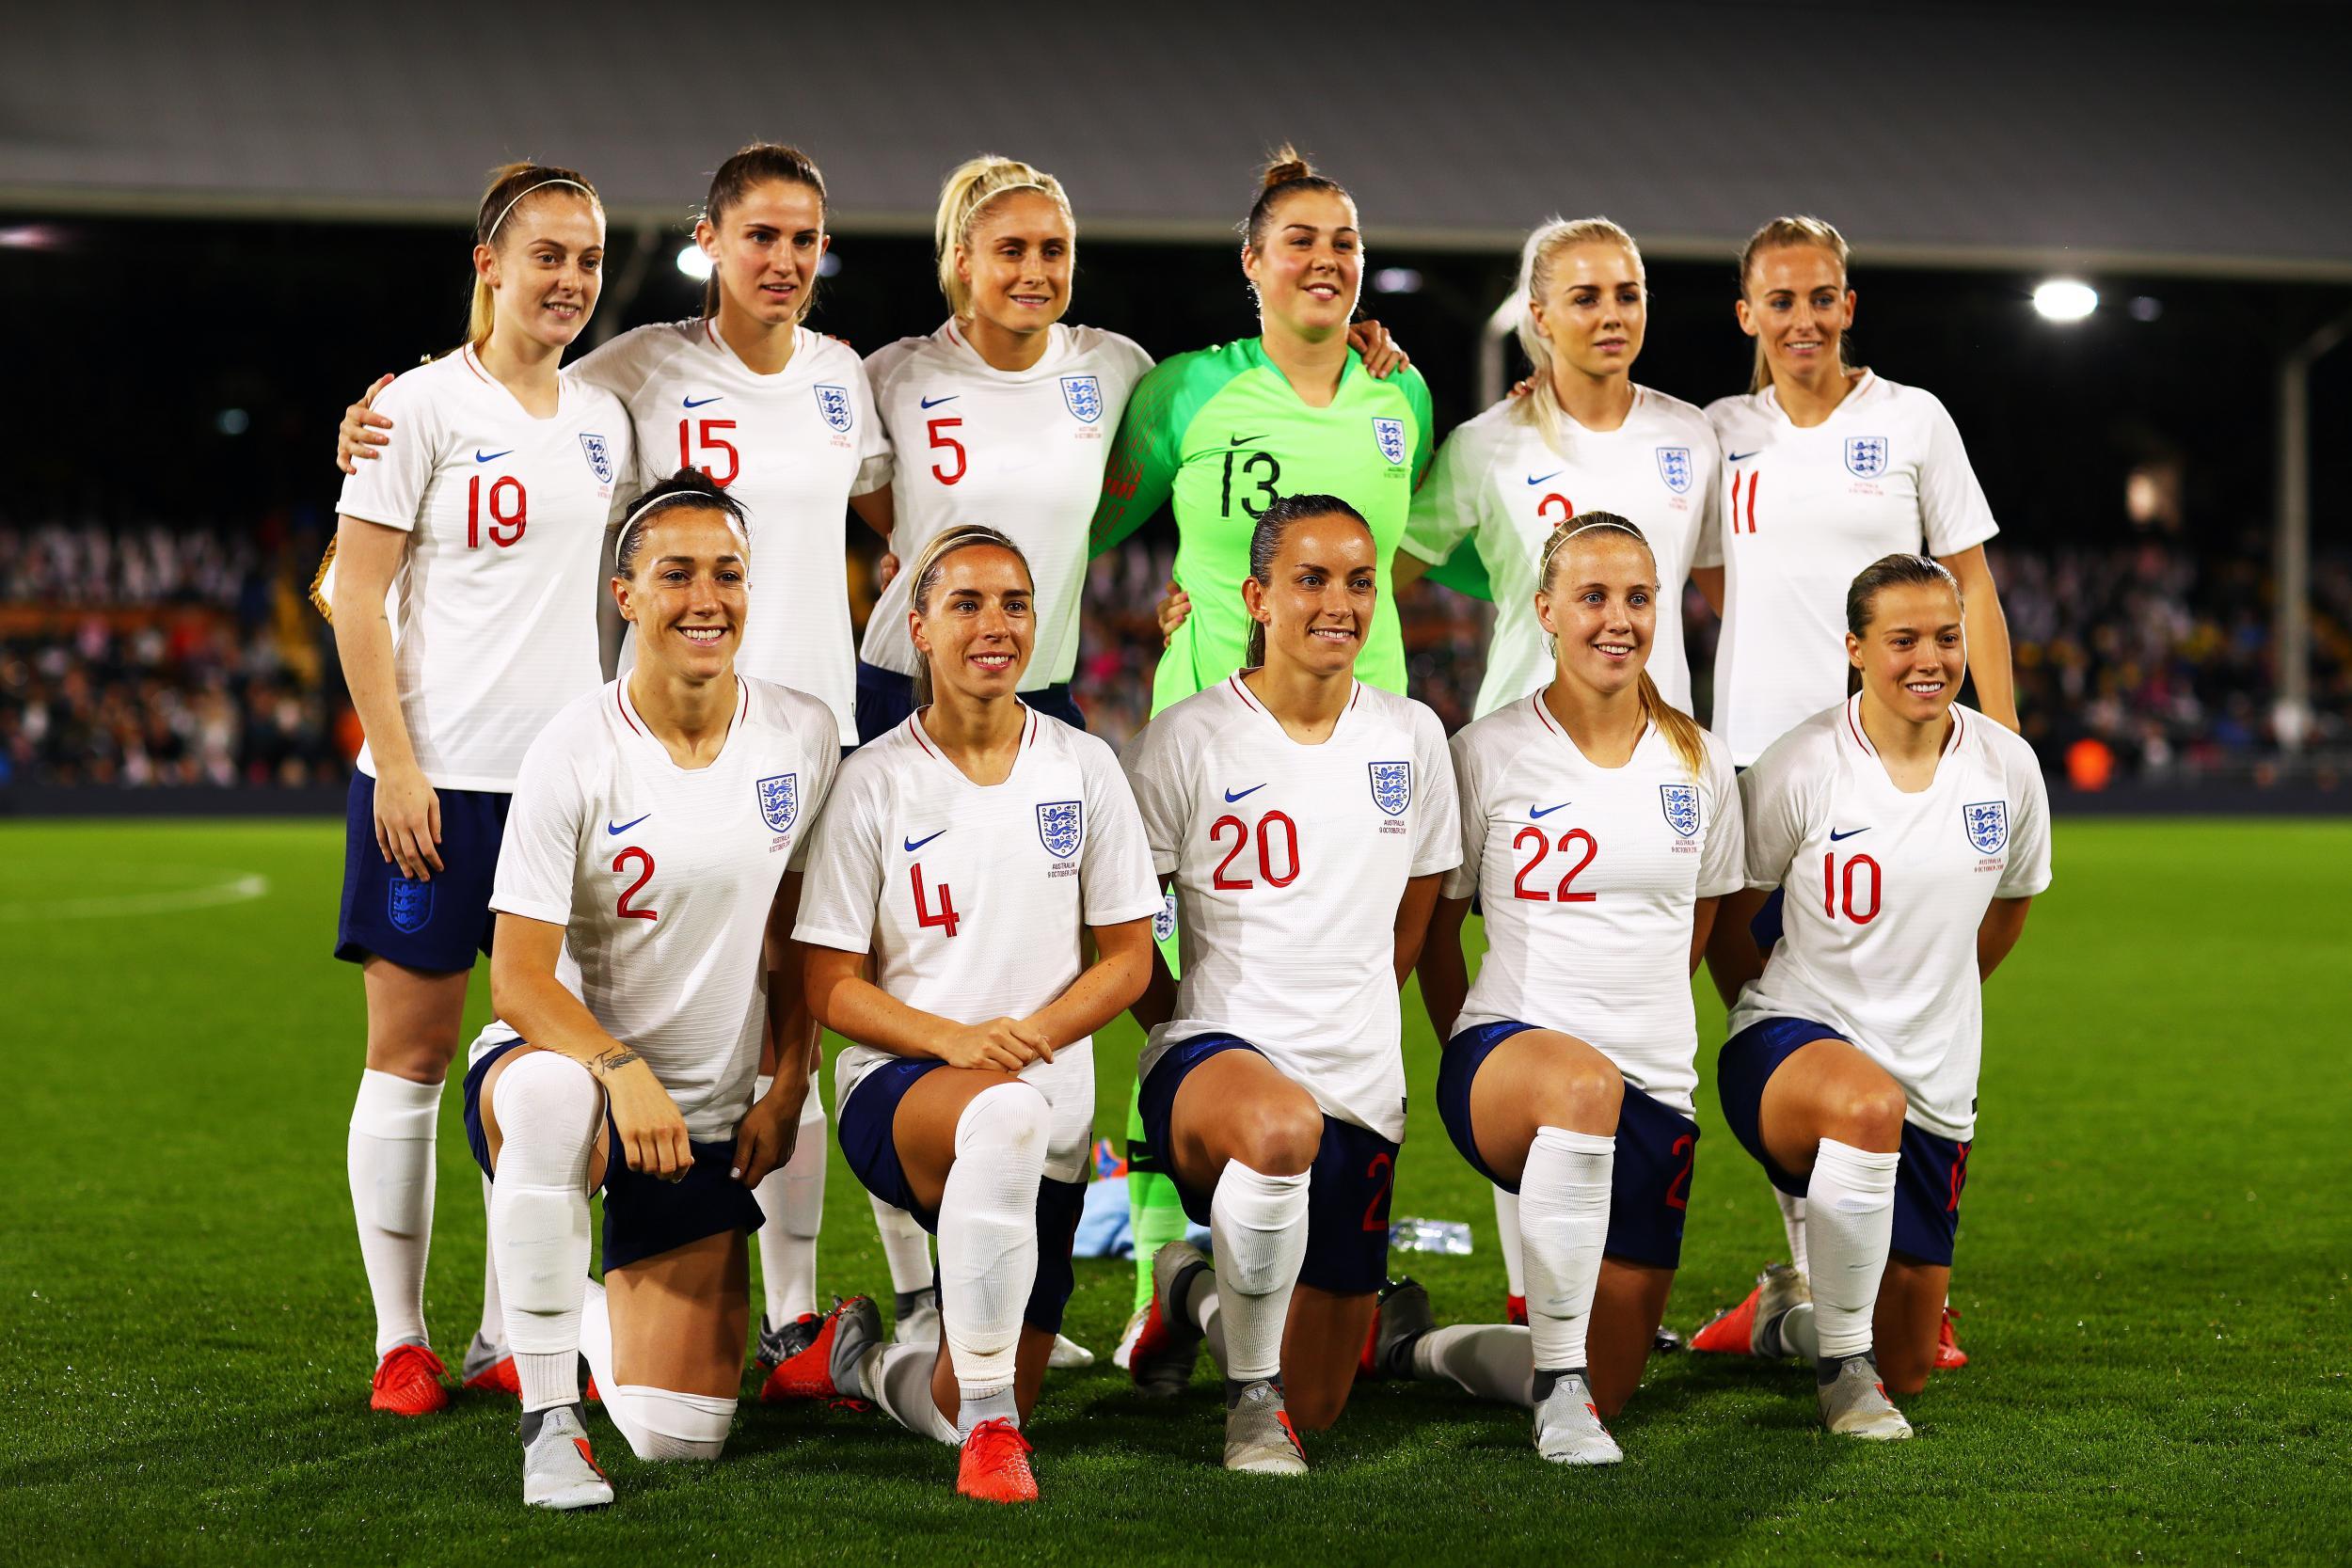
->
[4,817,2347,1564]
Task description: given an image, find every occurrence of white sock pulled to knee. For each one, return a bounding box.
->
[937,1083,1047,1422]
[1804,1138,1899,1361]
[1412,1323,1536,1408]
[1518,1126,1614,1372]
[1207,1160,1311,1386]
[751,1073,828,1324]
[1775,1187,1811,1278]
[487,1052,600,1412]
[871,1194,936,1299]
[578,1279,736,1460]
[1494,1184,1527,1301]
[348,1069,443,1358]
[864,1340,960,1446]
[477,1171,503,1347]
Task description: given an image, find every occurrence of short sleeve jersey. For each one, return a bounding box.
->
[859,322,1154,690]
[1122,676,1460,1141]
[1701,372,1999,763]
[1400,388,1719,719]
[1445,696,1743,1117]
[576,321,889,736]
[1728,697,2052,1141]
[793,706,1161,1179]
[479,676,842,1140]
[332,345,630,791]
[1089,340,1436,711]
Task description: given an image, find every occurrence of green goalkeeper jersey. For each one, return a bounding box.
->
[1089,337,1434,713]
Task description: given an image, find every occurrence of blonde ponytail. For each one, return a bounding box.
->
[1510,216,1644,452]
[934,154,1073,320]
[1738,214,1852,394]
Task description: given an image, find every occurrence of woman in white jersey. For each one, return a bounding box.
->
[463,473,842,1507]
[1702,554,2048,1439]
[794,526,1160,1505]
[1690,214,2021,1370]
[326,163,630,1418]
[1122,494,1460,1476]
[1377,515,1741,1465]
[1392,215,1722,1333]
[343,144,889,1379]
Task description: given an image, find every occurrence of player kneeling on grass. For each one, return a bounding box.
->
[467,474,842,1507]
[1696,553,2049,1438]
[1391,515,1743,1465]
[1120,495,1460,1474]
[793,527,1160,1504]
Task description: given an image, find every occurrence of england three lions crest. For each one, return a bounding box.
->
[1655,446,1693,495]
[1368,760,1412,816]
[813,384,853,434]
[1036,800,1084,860]
[1845,436,1888,478]
[1372,417,1407,466]
[1963,800,2008,855]
[758,773,800,834]
[1659,783,1701,838]
[387,875,433,934]
[579,433,615,484]
[1060,375,1104,424]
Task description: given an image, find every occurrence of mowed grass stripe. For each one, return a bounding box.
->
[2,817,2345,1564]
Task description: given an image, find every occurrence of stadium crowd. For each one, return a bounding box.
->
[2,519,2344,789]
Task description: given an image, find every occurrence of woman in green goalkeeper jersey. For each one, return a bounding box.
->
[1089,148,1435,714]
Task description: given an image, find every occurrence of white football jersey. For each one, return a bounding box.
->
[579,321,890,736]
[478,676,842,1140]
[1728,697,2052,1141]
[1123,677,1461,1142]
[1698,372,1999,764]
[793,705,1162,1181]
[332,346,630,791]
[858,322,1153,689]
[1400,387,1717,718]
[1446,695,1744,1117]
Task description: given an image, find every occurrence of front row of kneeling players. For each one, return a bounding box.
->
[477,471,2048,1508]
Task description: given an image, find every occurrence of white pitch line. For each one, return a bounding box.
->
[0,872,272,923]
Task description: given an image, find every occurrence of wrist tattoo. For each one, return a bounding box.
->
[590,1046,641,1077]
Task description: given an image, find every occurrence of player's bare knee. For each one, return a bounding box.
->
[362,1038,453,1085]
[1544,1053,1623,1131]
[1231,1091,1320,1176]
[1824,1075,1906,1149]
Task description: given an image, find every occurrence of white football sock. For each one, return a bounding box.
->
[937,1083,1047,1412]
[1518,1126,1615,1372]
[486,1052,600,1412]
[579,1279,736,1460]
[1494,1184,1527,1300]
[1804,1138,1899,1361]
[751,1073,828,1324]
[347,1069,443,1358]
[1775,1188,1811,1278]
[871,1194,937,1298]
[477,1171,503,1348]
[862,1341,959,1446]
[1206,1160,1311,1385]
[1179,1264,1227,1372]
[1412,1323,1536,1408]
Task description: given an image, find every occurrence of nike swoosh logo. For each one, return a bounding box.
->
[1727,450,1758,462]
[1223,784,1267,802]
[474,449,513,463]
[683,395,723,408]
[1529,802,1570,818]
[903,830,946,852]
[1229,433,1266,447]
[1526,470,1564,486]
[920,395,958,409]
[1829,826,1870,842]
[607,814,651,835]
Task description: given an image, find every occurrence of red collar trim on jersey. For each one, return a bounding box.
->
[615,682,643,736]
[1847,693,1964,757]
[613,675,746,742]
[904,702,1033,761]
[1227,673,1264,715]
[459,344,493,386]
[1529,690,1560,736]
[703,318,723,351]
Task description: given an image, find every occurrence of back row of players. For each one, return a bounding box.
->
[322,145,2046,1507]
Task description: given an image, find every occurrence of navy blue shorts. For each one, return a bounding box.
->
[1137,1033,1399,1296]
[854,660,1084,746]
[836,1059,1088,1332]
[1437,1021,1699,1269]
[1717,1016,1971,1267]
[336,772,509,972]
[462,1042,764,1274]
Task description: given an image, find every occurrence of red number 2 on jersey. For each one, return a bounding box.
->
[612,847,658,923]
[1510,825,1599,902]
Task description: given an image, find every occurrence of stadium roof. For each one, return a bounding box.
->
[8,0,2351,279]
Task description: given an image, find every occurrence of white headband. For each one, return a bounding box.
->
[614,491,750,570]
[485,177,594,242]
[1539,516,1645,576]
